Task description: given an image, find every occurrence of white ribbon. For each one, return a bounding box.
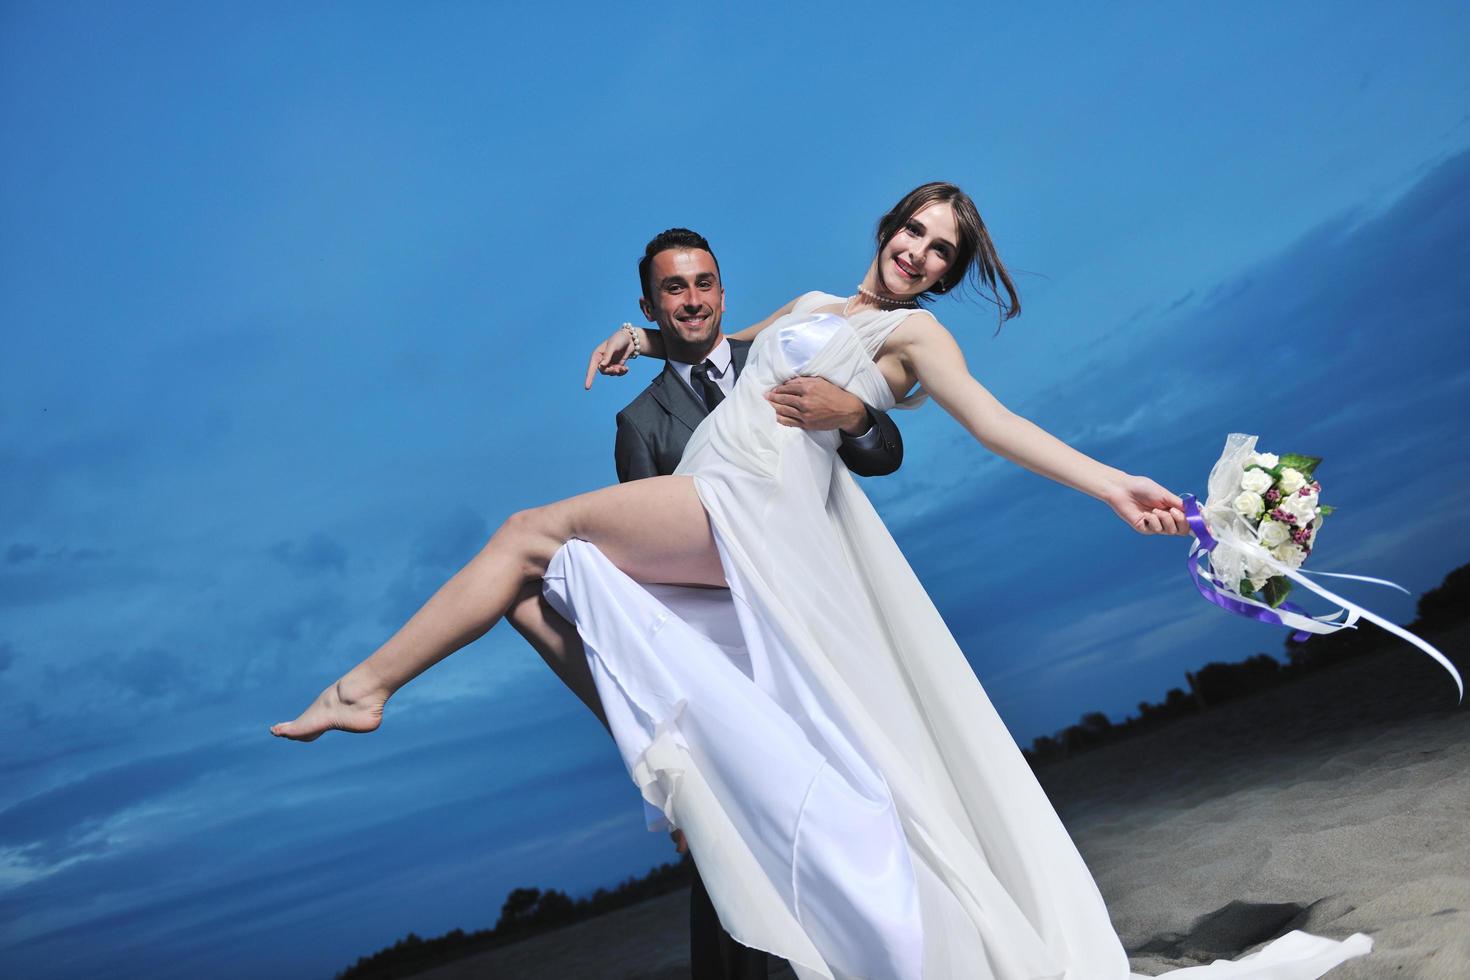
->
[1196,527,1462,701]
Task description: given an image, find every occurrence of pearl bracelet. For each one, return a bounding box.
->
[621,322,641,359]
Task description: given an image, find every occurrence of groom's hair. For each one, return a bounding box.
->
[639,228,721,303]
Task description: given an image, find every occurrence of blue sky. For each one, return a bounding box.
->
[3,3,1469,977]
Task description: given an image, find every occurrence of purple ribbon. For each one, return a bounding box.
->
[1181,494,1312,642]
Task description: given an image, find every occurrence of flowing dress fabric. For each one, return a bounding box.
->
[541,293,1371,980]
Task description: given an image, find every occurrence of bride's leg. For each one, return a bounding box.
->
[271,476,720,741]
[506,583,609,731]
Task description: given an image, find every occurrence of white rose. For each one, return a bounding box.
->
[1245,556,1274,592]
[1277,467,1306,494]
[1257,518,1290,548]
[1248,451,1279,469]
[1272,541,1307,568]
[1233,490,1265,520]
[1240,468,1273,494]
[1281,493,1317,525]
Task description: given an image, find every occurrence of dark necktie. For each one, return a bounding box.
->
[689,359,725,411]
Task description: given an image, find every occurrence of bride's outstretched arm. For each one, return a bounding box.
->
[898,315,1189,536]
[584,298,799,388]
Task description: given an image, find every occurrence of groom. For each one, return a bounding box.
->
[613,227,903,480]
[509,227,904,980]
[615,228,904,979]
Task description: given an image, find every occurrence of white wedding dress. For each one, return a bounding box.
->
[541,293,1371,980]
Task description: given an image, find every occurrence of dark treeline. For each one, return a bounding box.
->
[1022,561,1470,767]
[337,855,694,980]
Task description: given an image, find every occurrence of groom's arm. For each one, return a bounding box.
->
[614,411,659,483]
[838,406,903,477]
[766,378,904,477]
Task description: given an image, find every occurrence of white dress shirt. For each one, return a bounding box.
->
[670,338,738,408]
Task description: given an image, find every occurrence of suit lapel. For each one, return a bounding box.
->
[651,337,751,434]
[730,338,751,378]
[649,362,708,434]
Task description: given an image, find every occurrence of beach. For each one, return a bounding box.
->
[1043,621,1470,979]
[408,623,1470,979]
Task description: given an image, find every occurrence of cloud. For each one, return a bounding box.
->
[2,544,108,565]
[0,552,160,610]
[0,429,147,527]
[0,728,116,779]
[253,588,352,648]
[981,588,1201,685]
[30,644,209,722]
[99,647,189,701]
[0,742,251,861]
[268,532,348,577]
[378,507,489,627]
[1162,289,1195,315]
[5,544,38,564]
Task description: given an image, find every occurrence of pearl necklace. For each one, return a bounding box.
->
[851,284,918,311]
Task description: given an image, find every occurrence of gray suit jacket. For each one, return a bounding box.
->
[614,338,903,483]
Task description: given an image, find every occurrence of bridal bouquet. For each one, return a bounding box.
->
[1182,433,1461,699]
[1211,442,1333,608]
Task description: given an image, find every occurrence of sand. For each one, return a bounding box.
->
[409,623,1470,979]
[1043,622,1470,980]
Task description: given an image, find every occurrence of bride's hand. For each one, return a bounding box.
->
[1105,475,1190,536]
[585,326,639,390]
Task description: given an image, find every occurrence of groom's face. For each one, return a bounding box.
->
[640,248,725,355]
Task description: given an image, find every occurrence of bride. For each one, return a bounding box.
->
[273,183,1371,978]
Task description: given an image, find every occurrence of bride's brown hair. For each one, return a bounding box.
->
[875,182,1020,328]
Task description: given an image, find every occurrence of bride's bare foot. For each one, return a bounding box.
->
[271,673,390,742]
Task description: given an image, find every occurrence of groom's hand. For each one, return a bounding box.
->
[766,378,869,435]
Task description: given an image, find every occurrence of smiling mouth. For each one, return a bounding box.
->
[677,312,710,326]
[893,256,921,281]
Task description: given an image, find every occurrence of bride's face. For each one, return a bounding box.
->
[879,201,960,297]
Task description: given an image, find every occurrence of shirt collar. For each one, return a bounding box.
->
[670,336,732,376]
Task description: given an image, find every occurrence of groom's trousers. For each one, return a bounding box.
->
[690,866,769,979]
